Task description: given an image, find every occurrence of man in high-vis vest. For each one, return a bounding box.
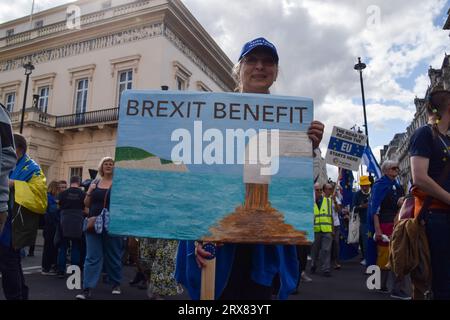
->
[310,183,333,277]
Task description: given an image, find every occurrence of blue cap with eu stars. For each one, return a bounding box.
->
[238,37,279,63]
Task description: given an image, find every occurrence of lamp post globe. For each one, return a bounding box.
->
[20,61,35,133]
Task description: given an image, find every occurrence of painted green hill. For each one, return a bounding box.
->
[115,146,174,164]
[115,146,155,161]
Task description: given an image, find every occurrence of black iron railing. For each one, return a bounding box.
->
[55,107,118,128]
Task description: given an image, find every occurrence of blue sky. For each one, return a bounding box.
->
[169,0,450,179]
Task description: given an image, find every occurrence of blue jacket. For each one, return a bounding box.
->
[175,241,299,300]
[45,193,59,227]
[366,175,401,266]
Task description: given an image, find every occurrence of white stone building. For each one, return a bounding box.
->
[382,55,450,189]
[0,0,234,182]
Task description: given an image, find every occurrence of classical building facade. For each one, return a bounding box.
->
[381,54,450,188]
[380,132,406,164]
[0,0,234,182]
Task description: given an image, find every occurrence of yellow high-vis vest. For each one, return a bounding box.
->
[314,197,333,233]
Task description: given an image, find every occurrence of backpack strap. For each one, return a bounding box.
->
[103,187,110,209]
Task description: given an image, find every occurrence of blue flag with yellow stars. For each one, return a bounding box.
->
[338,168,359,260]
[9,154,47,214]
[329,137,366,158]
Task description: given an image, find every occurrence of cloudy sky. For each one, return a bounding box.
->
[1,0,449,180]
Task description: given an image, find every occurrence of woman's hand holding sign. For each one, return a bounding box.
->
[307,120,325,149]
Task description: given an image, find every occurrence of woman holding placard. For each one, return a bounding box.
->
[176,37,325,300]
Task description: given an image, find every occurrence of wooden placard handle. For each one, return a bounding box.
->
[200,243,216,300]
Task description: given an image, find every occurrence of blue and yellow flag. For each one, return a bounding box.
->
[10,154,47,214]
[338,168,359,260]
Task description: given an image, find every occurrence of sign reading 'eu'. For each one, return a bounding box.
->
[325,126,367,171]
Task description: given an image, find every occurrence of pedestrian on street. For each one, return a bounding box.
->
[41,180,60,275]
[367,160,409,299]
[329,182,342,270]
[352,175,371,266]
[76,157,123,300]
[0,102,27,300]
[0,102,15,234]
[410,88,450,300]
[176,37,325,300]
[9,134,48,251]
[57,175,85,278]
[310,183,333,277]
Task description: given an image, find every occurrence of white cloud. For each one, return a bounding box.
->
[372,145,384,163]
[316,96,415,145]
[347,0,449,104]
[299,0,361,29]
[326,164,339,182]
[184,0,448,113]
[413,73,431,98]
[0,0,74,23]
[182,0,448,159]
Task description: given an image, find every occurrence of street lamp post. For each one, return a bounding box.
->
[20,61,35,133]
[354,57,369,147]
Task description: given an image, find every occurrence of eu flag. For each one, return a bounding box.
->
[339,168,354,207]
[338,168,359,260]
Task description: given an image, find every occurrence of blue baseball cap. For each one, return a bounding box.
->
[238,37,279,63]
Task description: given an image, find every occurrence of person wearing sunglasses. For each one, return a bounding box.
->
[176,37,325,300]
[367,160,409,299]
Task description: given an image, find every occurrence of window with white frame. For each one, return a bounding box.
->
[75,78,88,114]
[31,73,56,114]
[5,92,15,112]
[38,86,49,113]
[69,167,83,180]
[110,55,140,106]
[117,69,133,106]
[6,29,14,37]
[68,65,95,116]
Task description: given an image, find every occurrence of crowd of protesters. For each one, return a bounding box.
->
[1,36,450,301]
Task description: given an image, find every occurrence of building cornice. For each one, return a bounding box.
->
[0,4,167,54]
[0,1,234,91]
[0,79,22,88]
[0,0,92,29]
[31,72,57,82]
[165,0,234,89]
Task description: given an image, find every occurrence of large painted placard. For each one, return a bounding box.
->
[109,90,314,244]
